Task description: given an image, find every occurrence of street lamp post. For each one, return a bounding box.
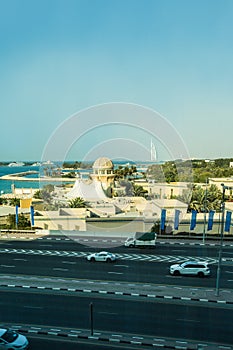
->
[89,302,94,335]
[215,184,232,296]
[202,178,208,244]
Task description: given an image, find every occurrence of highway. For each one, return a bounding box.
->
[0,235,233,347]
[1,237,232,259]
[0,241,233,289]
[0,252,230,288]
[0,289,232,345]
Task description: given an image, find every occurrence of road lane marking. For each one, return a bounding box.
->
[111,334,122,337]
[114,264,129,268]
[177,318,200,323]
[62,261,76,264]
[172,250,186,252]
[13,258,27,261]
[0,265,15,268]
[23,306,44,309]
[108,272,123,275]
[52,268,69,271]
[133,336,143,339]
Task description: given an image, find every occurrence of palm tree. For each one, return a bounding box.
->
[9,198,20,207]
[68,197,86,208]
[133,184,148,197]
[188,184,221,212]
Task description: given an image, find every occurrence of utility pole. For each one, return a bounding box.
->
[215,184,230,296]
[202,178,208,244]
[89,302,94,336]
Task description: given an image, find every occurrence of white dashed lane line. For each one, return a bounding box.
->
[13,258,27,261]
[23,306,44,309]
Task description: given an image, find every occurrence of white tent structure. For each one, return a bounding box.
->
[67,179,107,201]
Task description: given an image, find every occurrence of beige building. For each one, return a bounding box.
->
[134,179,189,199]
[33,196,188,233]
[209,177,233,195]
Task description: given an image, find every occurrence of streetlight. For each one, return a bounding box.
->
[89,302,94,335]
[202,178,208,244]
[215,184,232,296]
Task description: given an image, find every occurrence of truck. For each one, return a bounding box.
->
[124,232,157,248]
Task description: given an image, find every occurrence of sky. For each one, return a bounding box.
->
[1,0,233,162]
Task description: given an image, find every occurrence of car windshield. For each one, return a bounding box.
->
[1,330,18,343]
[180,262,188,268]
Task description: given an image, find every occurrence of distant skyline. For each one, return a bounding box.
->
[1,0,233,161]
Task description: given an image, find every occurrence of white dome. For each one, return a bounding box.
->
[93,157,113,169]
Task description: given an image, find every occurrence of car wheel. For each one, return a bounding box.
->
[90,257,95,262]
[107,258,111,263]
[198,271,204,277]
[174,270,180,276]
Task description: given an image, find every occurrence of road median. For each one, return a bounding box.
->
[0,274,232,304]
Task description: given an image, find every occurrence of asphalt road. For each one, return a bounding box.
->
[1,290,233,345]
[0,237,232,347]
[0,237,232,259]
[27,335,150,350]
[0,250,232,289]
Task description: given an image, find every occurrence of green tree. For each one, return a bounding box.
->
[163,162,178,183]
[147,164,165,182]
[132,184,148,197]
[9,198,20,206]
[34,185,54,203]
[104,186,113,198]
[62,171,76,178]
[114,165,138,180]
[0,197,8,205]
[150,220,173,235]
[34,190,42,199]
[187,184,221,212]
[7,213,31,229]
[68,197,86,208]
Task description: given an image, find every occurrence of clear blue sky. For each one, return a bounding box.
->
[1,0,233,161]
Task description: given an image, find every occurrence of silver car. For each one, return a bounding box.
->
[86,251,116,262]
[170,260,210,277]
[0,328,29,349]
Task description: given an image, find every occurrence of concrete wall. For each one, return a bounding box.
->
[86,217,154,233]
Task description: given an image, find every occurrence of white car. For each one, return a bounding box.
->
[0,328,29,349]
[86,251,116,262]
[170,260,210,277]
